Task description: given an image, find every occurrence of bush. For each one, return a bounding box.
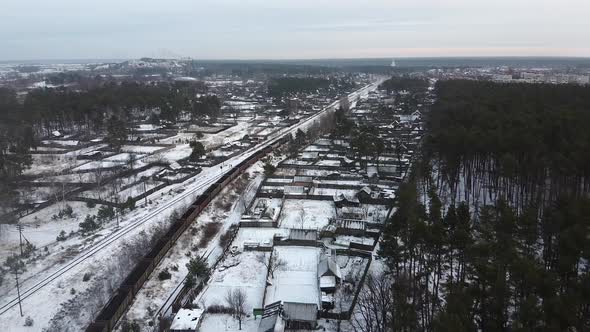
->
[24,316,33,326]
[206,304,233,314]
[198,222,221,248]
[70,288,76,295]
[82,272,91,282]
[218,225,237,249]
[86,201,96,208]
[125,196,135,210]
[170,264,179,272]
[96,206,115,222]
[263,161,276,177]
[79,215,99,233]
[184,273,196,288]
[158,269,171,281]
[62,204,74,218]
[186,256,210,278]
[56,230,67,242]
[121,320,140,332]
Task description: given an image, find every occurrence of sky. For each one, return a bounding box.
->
[1,0,590,61]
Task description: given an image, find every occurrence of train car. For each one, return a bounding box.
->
[121,259,154,296]
[85,322,108,332]
[94,288,132,331]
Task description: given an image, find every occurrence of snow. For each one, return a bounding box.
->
[198,251,269,312]
[120,145,164,154]
[233,228,287,251]
[278,200,335,230]
[266,270,320,305]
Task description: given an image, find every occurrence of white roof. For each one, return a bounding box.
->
[268,271,320,306]
[170,308,204,330]
[320,276,336,288]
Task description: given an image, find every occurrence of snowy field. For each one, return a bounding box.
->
[232,227,287,251]
[197,251,269,312]
[278,199,336,230]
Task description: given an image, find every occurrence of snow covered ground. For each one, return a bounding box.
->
[278,199,336,230]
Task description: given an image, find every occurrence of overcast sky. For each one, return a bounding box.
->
[1,0,589,60]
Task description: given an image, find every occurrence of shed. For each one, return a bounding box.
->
[282,302,318,329]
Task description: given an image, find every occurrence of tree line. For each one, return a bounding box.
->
[372,176,590,331]
[424,80,590,212]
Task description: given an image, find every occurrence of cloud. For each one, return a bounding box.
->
[0,0,589,60]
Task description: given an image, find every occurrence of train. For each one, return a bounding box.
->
[85,136,288,332]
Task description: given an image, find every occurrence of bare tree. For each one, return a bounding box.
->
[257,254,287,279]
[351,270,393,332]
[225,288,247,330]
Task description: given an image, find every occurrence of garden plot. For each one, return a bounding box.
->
[73,160,123,172]
[264,177,293,184]
[32,146,67,152]
[273,168,297,176]
[233,227,287,251]
[17,186,66,204]
[282,159,312,166]
[103,152,145,162]
[121,145,165,154]
[197,251,269,312]
[303,145,331,152]
[365,204,392,223]
[199,313,260,332]
[315,159,342,167]
[151,144,193,163]
[332,235,376,248]
[264,246,321,305]
[64,143,108,157]
[273,246,320,272]
[35,171,112,184]
[115,180,165,201]
[43,139,80,147]
[279,199,336,230]
[316,179,365,186]
[310,187,359,197]
[23,154,86,175]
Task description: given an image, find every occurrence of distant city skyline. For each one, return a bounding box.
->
[1,0,589,61]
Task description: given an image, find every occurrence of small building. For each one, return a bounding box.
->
[318,254,342,293]
[169,308,205,332]
[282,302,318,330]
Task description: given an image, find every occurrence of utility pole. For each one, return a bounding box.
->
[143,177,148,206]
[16,225,24,256]
[14,268,23,316]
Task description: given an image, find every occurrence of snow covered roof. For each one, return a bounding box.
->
[318,255,342,279]
[269,271,320,306]
[320,276,337,289]
[170,308,204,331]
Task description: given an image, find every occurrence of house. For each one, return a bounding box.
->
[333,193,360,207]
[318,254,342,293]
[169,308,205,332]
[356,186,380,202]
